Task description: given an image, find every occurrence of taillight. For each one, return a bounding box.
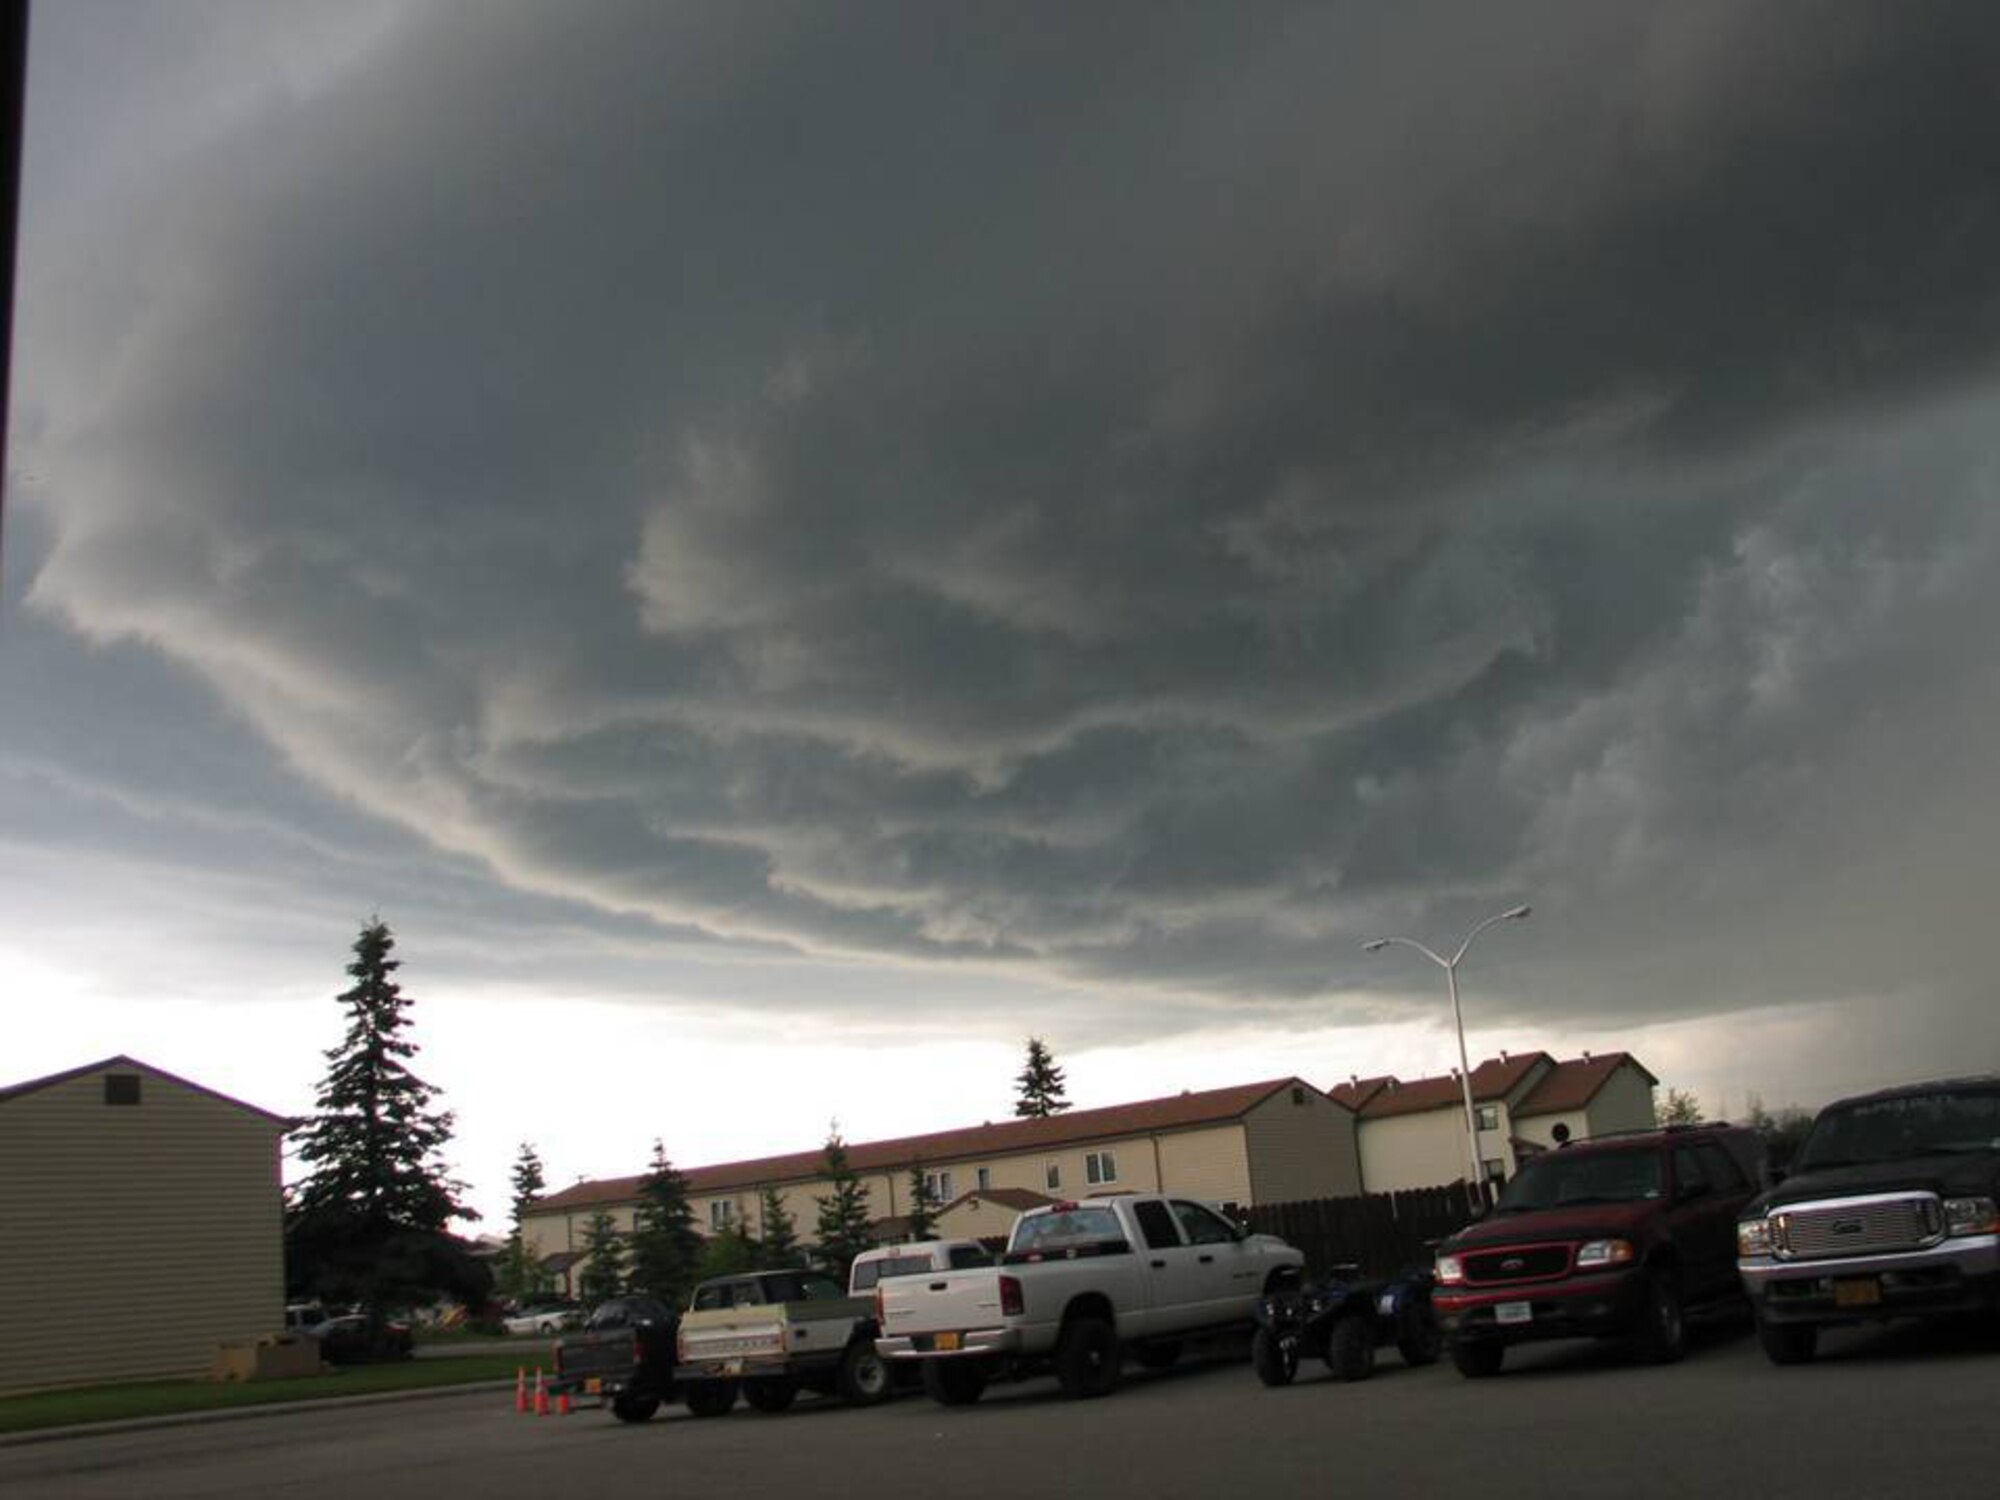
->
[999,1275,1024,1317]
[875,1287,885,1326]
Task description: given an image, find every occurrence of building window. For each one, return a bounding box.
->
[104,1074,142,1106]
[1045,1161,1061,1191]
[1475,1105,1500,1131]
[1482,1157,1508,1182]
[975,1167,992,1191]
[923,1169,954,1203]
[1291,1085,1308,1106]
[1085,1150,1118,1185]
[710,1199,736,1230]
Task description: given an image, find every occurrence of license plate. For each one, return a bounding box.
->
[934,1332,962,1352]
[1376,1293,1397,1317]
[1494,1302,1533,1326]
[721,1358,744,1376]
[584,1377,602,1395]
[1833,1277,1882,1308]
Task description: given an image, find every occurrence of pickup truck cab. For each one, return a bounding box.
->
[1736,1075,2000,1364]
[549,1295,679,1422]
[849,1238,993,1294]
[675,1269,890,1415]
[1433,1124,1763,1377]
[875,1193,1303,1404]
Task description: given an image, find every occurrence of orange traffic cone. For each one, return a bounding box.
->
[533,1369,550,1416]
[515,1368,529,1414]
[558,1390,573,1417]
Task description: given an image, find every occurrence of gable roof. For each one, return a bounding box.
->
[937,1187,1056,1215]
[1514,1053,1658,1116]
[1328,1076,1394,1113]
[530,1077,1327,1214]
[0,1054,292,1126]
[1343,1052,1555,1120]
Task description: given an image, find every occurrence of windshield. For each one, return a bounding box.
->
[1496,1148,1665,1211]
[1795,1090,2000,1170]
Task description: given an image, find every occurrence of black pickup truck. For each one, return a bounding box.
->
[1736,1075,2000,1364]
[549,1295,679,1421]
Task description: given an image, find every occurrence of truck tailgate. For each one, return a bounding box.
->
[877,1270,1008,1341]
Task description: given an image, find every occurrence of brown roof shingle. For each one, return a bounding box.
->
[1341,1053,1554,1120]
[530,1078,1328,1214]
[1515,1053,1657,1116]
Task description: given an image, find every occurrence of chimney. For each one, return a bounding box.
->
[1582,1049,1592,1062]
[1499,1049,1509,1062]
[1349,1074,1360,1089]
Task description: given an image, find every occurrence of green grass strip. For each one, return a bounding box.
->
[0,1354,527,1435]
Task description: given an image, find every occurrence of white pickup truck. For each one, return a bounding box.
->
[675,1269,891,1415]
[874,1193,1303,1403]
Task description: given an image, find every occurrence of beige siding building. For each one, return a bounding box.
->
[1331,1052,1660,1195]
[524,1078,1361,1288]
[0,1056,290,1394]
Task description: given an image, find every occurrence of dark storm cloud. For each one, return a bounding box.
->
[17,1,2000,1038]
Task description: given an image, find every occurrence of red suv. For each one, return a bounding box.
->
[1433,1125,1764,1376]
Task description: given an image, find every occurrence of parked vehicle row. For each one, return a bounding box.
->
[547,1073,1999,1424]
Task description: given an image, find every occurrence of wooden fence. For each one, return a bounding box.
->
[1245,1183,1486,1278]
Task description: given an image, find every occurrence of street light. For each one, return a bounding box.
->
[1363,904,1532,1202]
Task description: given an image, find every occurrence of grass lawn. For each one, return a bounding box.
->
[0,1354,525,1436]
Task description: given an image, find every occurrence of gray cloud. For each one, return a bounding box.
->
[14,1,2000,1048]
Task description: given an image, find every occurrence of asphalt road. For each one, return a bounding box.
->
[7,1319,1995,1500]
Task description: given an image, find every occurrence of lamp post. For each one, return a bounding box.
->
[1363,904,1532,1202]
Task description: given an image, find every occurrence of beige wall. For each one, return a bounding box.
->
[0,1064,285,1394]
[1242,1085,1361,1203]
[935,1196,1028,1243]
[1514,1064,1659,1152]
[1357,1107,1478,1194]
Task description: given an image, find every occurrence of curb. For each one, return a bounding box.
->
[0,1379,515,1449]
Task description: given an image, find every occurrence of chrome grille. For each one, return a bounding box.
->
[1775,1195,1941,1260]
[1464,1244,1571,1283]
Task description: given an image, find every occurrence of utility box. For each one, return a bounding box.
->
[210,1334,322,1382]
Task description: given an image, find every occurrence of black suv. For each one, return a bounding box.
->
[1433,1124,1764,1376]
[1736,1076,2000,1364]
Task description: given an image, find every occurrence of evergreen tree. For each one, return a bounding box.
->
[905,1162,939,1241]
[286,920,479,1325]
[498,1141,548,1306]
[576,1209,626,1305]
[1014,1036,1071,1118]
[813,1126,875,1281]
[628,1140,703,1306]
[1655,1086,1705,1126]
[758,1184,801,1268]
[696,1222,764,1280]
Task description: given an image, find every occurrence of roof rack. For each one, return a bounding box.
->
[1561,1120,1734,1146]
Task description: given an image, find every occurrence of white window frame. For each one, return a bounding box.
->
[1045,1161,1061,1191]
[1481,1157,1508,1182]
[1475,1104,1501,1131]
[709,1199,736,1229]
[1085,1150,1118,1186]
[923,1169,954,1203]
[975,1167,992,1191]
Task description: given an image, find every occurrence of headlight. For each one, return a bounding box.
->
[1435,1253,1465,1286]
[1573,1238,1634,1269]
[1943,1196,1999,1236]
[1737,1219,1774,1256]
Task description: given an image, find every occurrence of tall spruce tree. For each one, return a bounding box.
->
[905,1163,939,1241]
[498,1141,548,1305]
[287,920,479,1323]
[814,1126,875,1280]
[1014,1036,1071,1118]
[628,1140,702,1306]
[576,1208,627,1305]
[759,1184,801,1268]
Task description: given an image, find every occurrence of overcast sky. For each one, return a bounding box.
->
[9,1,2000,1225]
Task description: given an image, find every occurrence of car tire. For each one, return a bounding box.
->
[610,1392,659,1423]
[1251,1328,1298,1387]
[1327,1314,1376,1381]
[836,1341,892,1406]
[1053,1317,1122,1399]
[742,1379,797,1414]
[683,1380,738,1418]
[1450,1339,1504,1378]
[1632,1271,1687,1364]
[1130,1340,1182,1371]
[1397,1309,1443,1368]
[1757,1318,1818,1366]
[921,1358,991,1406]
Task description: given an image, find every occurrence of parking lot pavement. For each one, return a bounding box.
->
[6,1320,1995,1500]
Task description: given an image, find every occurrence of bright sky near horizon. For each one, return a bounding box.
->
[9,2,2000,1225]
